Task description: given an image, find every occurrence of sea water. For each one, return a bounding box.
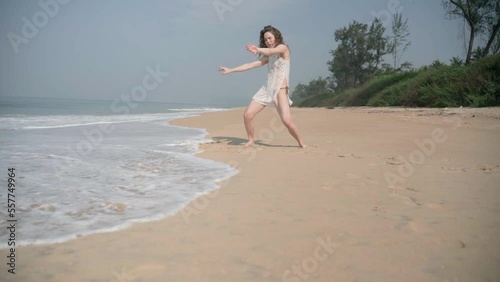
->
[0,96,238,247]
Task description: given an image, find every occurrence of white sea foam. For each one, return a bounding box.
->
[169,107,230,112]
[0,113,191,131]
[0,107,238,248]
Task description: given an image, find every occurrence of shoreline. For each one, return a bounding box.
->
[0,108,241,250]
[0,107,240,251]
[3,106,500,281]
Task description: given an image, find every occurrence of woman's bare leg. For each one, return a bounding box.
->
[243,99,266,147]
[276,90,306,148]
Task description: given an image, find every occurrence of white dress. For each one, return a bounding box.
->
[252,54,293,107]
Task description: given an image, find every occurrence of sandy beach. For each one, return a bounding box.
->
[3,106,500,282]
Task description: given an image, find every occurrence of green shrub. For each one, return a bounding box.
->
[296,54,500,108]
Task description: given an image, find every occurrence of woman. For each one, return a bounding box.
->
[218,25,306,148]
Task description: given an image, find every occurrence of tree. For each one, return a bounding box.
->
[291,77,332,99]
[378,63,395,75]
[329,21,367,91]
[375,61,413,76]
[432,60,446,67]
[292,83,307,99]
[472,46,485,61]
[306,77,330,96]
[482,0,500,56]
[389,12,412,70]
[450,56,465,66]
[493,30,500,53]
[328,19,390,91]
[367,18,389,74]
[400,61,414,71]
[325,76,336,92]
[443,0,497,64]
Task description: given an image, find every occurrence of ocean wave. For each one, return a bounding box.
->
[0,110,239,248]
[169,107,231,112]
[0,113,177,130]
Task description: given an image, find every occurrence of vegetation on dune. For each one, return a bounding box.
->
[293,0,500,108]
[295,55,500,108]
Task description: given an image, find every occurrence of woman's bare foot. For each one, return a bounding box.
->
[299,143,307,148]
[244,140,255,147]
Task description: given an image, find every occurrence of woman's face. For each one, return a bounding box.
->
[263,31,276,48]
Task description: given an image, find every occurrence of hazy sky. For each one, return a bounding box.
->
[1,0,467,107]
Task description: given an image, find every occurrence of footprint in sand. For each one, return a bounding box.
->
[346,173,379,184]
[386,157,405,166]
[323,174,379,192]
[322,181,342,191]
[322,180,362,195]
[293,144,319,154]
[425,201,450,210]
[441,166,466,172]
[337,153,362,159]
[406,196,422,207]
[388,186,422,207]
[388,185,419,194]
[389,191,422,207]
[407,219,435,234]
[433,238,466,249]
[405,187,419,192]
[476,164,499,173]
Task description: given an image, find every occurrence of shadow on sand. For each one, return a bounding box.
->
[211,136,298,148]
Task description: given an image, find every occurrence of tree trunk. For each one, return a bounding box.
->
[466,26,476,64]
[353,68,358,88]
[482,19,500,57]
[494,37,500,54]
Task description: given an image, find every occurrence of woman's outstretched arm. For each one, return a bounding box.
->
[246,43,288,57]
[219,56,269,75]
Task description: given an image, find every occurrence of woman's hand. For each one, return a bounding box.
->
[218,66,231,75]
[246,43,258,55]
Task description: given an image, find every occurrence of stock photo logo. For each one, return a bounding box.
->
[384,110,466,188]
[7,0,72,54]
[370,0,410,27]
[282,236,337,282]
[52,64,169,178]
[213,0,244,21]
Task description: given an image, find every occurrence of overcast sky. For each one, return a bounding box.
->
[0,0,468,107]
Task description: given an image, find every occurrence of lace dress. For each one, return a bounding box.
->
[252,54,293,107]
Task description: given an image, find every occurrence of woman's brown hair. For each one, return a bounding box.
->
[258,25,285,48]
[258,25,288,58]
